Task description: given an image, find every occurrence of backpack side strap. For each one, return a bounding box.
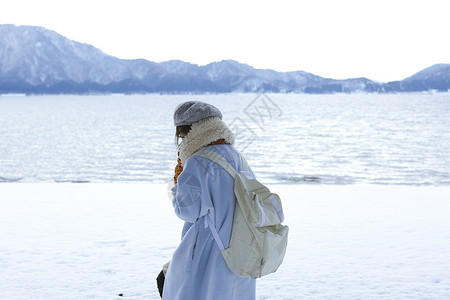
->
[204,213,225,251]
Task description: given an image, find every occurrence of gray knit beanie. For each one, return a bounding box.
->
[173,101,223,126]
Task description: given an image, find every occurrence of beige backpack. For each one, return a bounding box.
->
[193,149,289,278]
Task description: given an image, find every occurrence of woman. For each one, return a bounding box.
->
[162,101,256,299]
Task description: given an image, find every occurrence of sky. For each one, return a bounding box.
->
[1,0,449,82]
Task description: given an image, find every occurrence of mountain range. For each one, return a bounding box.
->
[0,24,449,94]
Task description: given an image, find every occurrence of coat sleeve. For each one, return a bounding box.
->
[171,156,212,223]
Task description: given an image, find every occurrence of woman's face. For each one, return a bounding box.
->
[175,125,191,146]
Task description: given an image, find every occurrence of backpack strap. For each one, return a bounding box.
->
[241,155,250,173]
[204,214,225,251]
[193,148,239,178]
[194,148,250,175]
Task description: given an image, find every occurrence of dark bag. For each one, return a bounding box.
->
[156,270,165,298]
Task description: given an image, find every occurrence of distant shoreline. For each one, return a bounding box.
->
[1,91,450,97]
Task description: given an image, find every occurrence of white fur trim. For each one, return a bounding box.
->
[178,117,235,166]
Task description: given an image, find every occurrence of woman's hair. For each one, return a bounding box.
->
[175,125,192,146]
[176,125,191,137]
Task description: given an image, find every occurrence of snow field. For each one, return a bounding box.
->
[1,184,449,299]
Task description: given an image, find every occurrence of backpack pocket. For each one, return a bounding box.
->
[236,174,284,228]
[254,193,284,227]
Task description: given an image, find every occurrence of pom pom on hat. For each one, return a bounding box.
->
[173,101,222,126]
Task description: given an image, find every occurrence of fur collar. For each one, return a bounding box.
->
[178,117,235,166]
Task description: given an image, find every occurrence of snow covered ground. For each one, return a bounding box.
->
[1,183,450,299]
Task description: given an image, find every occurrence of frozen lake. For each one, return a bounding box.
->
[1,93,449,185]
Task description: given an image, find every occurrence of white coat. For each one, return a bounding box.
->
[163,144,256,300]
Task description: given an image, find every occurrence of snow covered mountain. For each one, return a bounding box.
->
[379,64,450,93]
[400,64,450,91]
[0,24,166,93]
[0,24,448,94]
